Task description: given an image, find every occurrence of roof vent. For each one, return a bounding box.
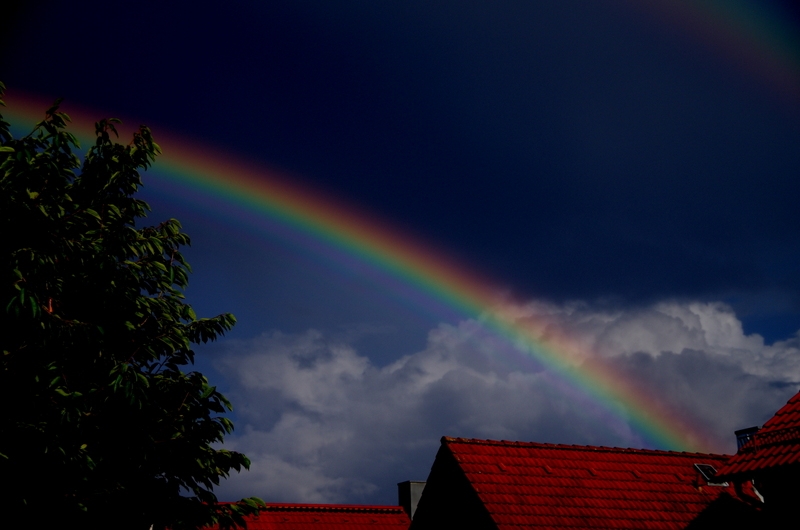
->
[735,426,759,451]
[397,480,426,520]
[694,463,728,487]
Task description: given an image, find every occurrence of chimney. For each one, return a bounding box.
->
[735,426,759,451]
[397,480,426,520]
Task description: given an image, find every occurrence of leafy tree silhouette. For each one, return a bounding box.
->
[0,82,263,530]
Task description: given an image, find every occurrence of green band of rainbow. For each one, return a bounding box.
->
[4,93,723,453]
[9,0,795,454]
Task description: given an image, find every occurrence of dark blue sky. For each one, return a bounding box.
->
[3,0,800,504]
[5,1,799,339]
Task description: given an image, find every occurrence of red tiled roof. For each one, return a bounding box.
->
[717,390,800,479]
[208,504,410,530]
[436,437,758,529]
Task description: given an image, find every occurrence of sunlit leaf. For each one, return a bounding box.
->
[0,84,258,528]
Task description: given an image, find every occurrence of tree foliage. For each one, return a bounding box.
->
[0,82,263,529]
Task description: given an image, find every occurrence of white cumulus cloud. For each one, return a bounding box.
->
[213,300,800,505]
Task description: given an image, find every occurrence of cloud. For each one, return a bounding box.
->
[213,300,800,504]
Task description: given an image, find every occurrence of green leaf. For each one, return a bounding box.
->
[0,87,245,528]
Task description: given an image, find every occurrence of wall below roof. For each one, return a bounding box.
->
[410,445,497,530]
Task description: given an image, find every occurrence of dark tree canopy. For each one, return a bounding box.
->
[0,82,263,529]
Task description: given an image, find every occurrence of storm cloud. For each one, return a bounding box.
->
[215,299,799,504]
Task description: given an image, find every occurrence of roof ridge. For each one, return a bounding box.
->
[761,392,800,428]
[260,503,406,513]
[441,436,729,457]
[717,390,800,479]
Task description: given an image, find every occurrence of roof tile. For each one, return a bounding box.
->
[205,504,410,530]
[717,390,800,479]
[437,437,758,530]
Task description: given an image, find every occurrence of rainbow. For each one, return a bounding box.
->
[626,0,800,106]
[3,91,723,454]
[7,1,796,458]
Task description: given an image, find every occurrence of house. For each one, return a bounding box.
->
[716,390,800,521]
[408,437,762,529]
[210,391,800,529]
[216,503,410,529]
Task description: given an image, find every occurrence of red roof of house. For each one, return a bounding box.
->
[209,504,410,530]
[717,390,800,479]
[416,437,760,530]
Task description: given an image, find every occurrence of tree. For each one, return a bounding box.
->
[0,82,264,530]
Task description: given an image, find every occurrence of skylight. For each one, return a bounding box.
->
[694,463,728,487]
